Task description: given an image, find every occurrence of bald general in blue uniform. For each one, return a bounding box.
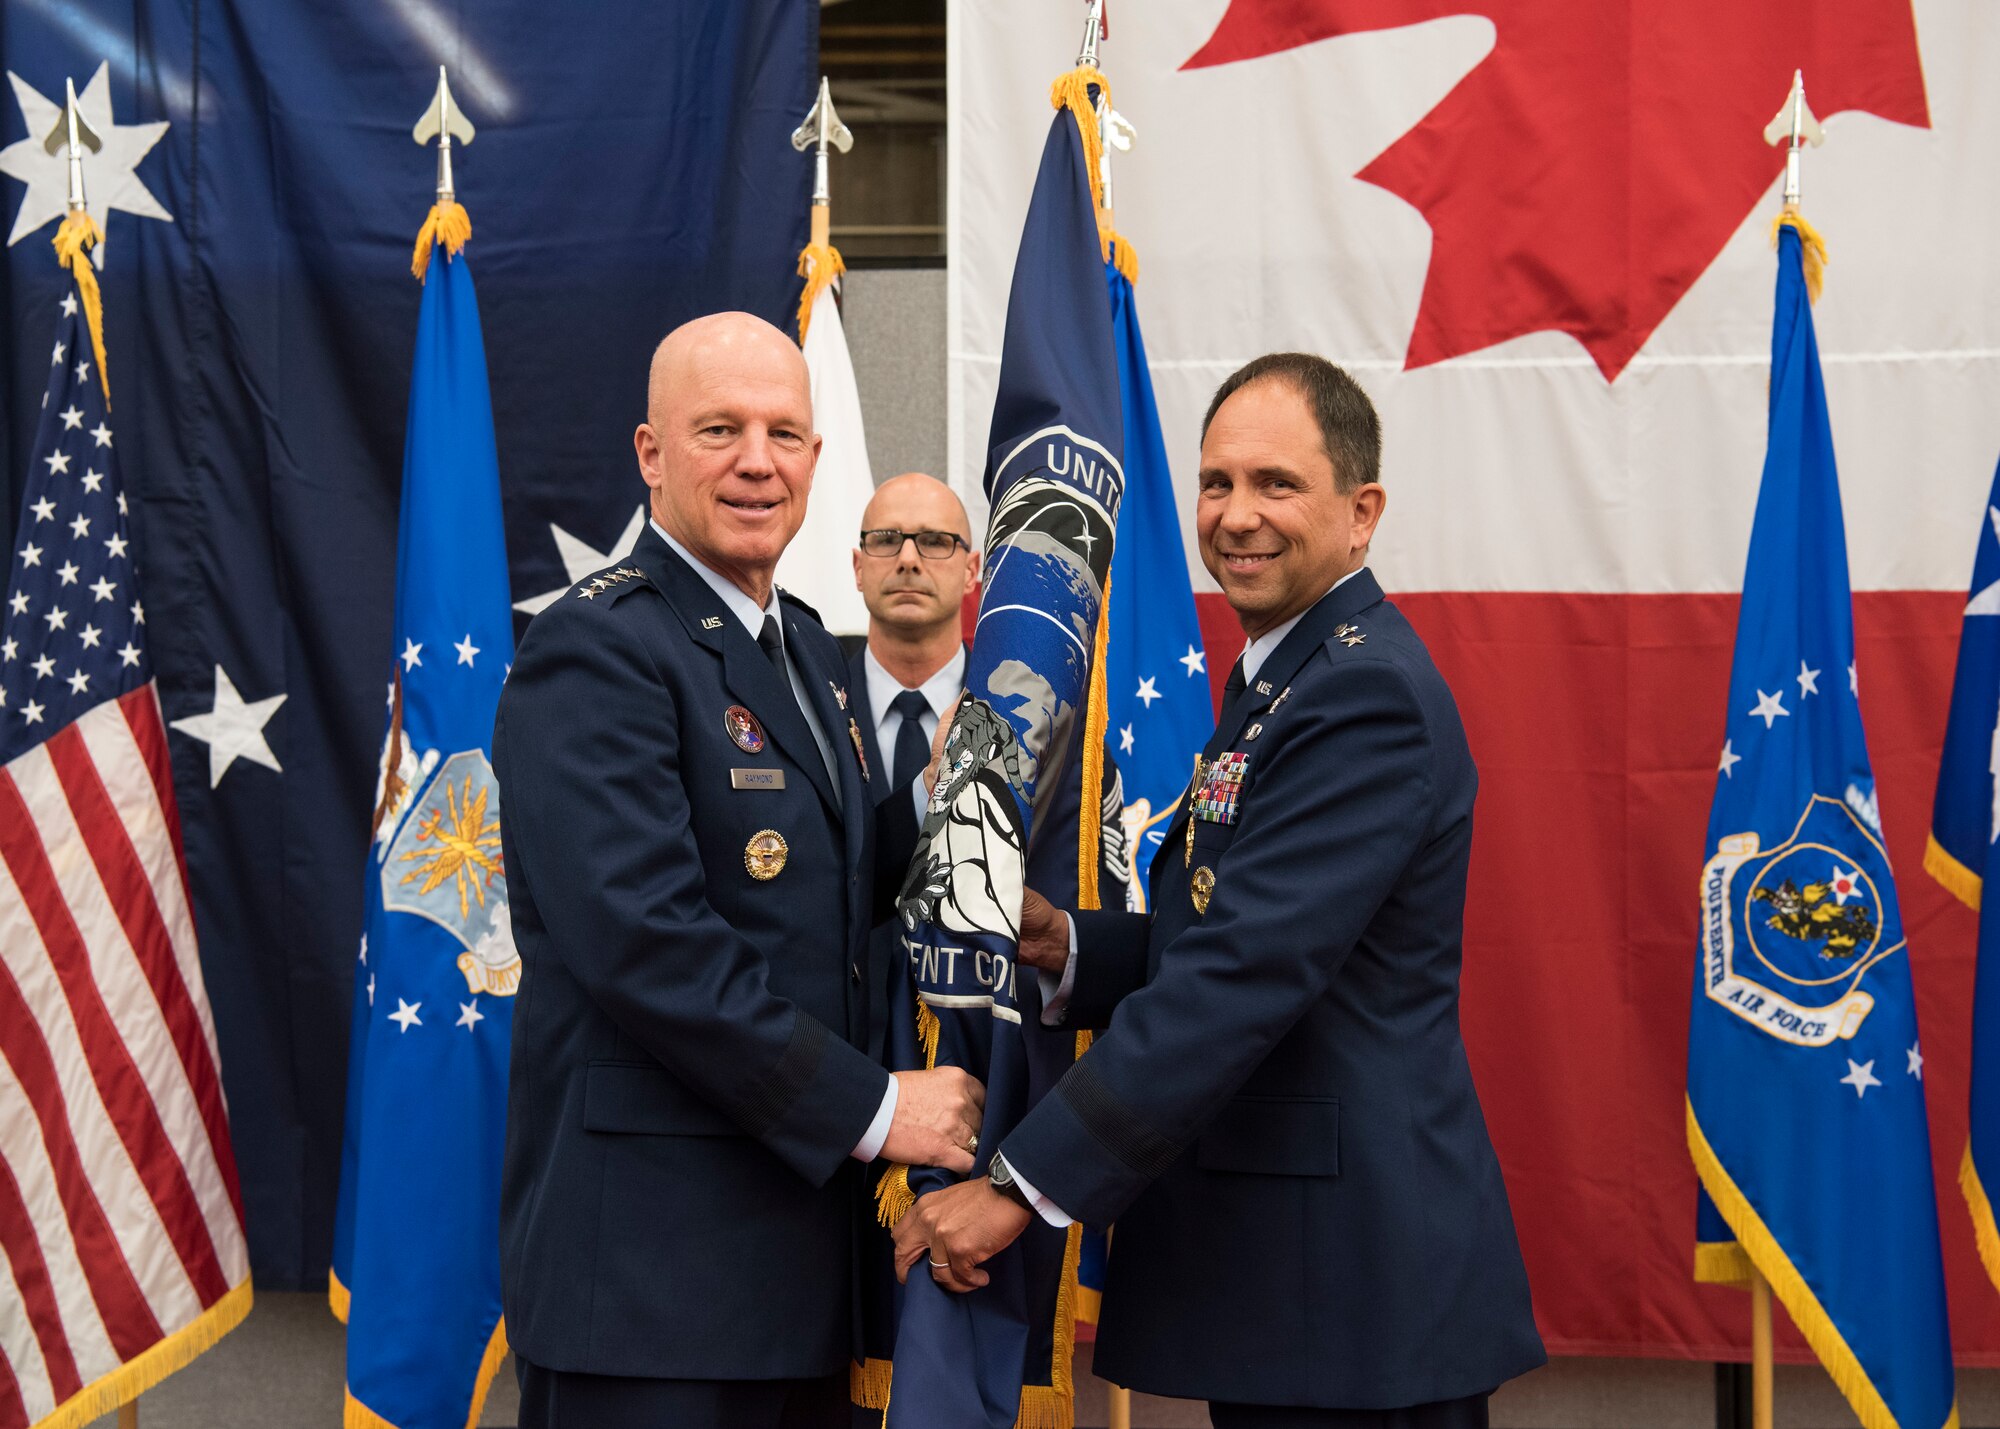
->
[898,354,1544,1428]
[494,313,984,1429]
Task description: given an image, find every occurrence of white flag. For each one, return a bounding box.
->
[782,282,874,634]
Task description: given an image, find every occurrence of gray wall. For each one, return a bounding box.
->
[841,266,949,483]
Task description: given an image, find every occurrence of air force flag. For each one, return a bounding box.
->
[1928,452,2000,1294]
[882,87,1123,1429]
[1686,221,1955,1429]
[330,221,517,1429]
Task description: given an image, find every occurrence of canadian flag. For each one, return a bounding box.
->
[949,0,2000,1363]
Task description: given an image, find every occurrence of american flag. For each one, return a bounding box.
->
[0,267,250,1428]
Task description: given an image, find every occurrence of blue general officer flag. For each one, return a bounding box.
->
[882,78,1123,1429]
[1927,453,2000,1291]
[330,207,516,1429]
[1686,219,1955,1429]
[1104,243,1211,899]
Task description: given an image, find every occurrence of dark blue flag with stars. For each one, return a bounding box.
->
[2,287,146,759]
[1104,244,1211,899]
[328,225,515,1429]
[1685,220,1955,1429]
[1925,452,2000,1296]
[880,85,1123,1429]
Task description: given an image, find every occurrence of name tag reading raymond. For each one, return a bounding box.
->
[731,768,786,791]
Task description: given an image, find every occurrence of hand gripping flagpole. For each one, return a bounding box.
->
[790,76,853,342]
[1763,69,1827,302]
[410,66,475,280]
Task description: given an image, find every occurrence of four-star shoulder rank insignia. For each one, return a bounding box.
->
[1335,622,1366,648]
[577,566,645,600]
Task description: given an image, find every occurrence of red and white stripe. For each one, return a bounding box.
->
[0,687,247,1429]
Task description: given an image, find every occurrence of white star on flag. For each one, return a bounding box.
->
[1908,1044,1923,1080]
[401,638,423,670]
[90,578,116,603]
[1825,866,1862,905]
[454,634,480,666]
[90,421,111,448]
[58,405,82,430]
[1718,740,1741,778]
[514,507,648,615]
[1119,724,1135,754]
[20,543,40,567]
[31,655,54,679]
[1135,676,1161,709]
[65,670,88,695]
[0,63,171,262]
[1749,690,1788,729]
[1849,662,1858,695]
[1179,646,1206,677]
[1796,661,1820,697]
[456,1001,485,1031]
[1840,1059,1881,1098]
[45,450,69,475]
[390,998,422,1033]
[29,498,53,521]
[169,664,288,787]
[81,470,104,494]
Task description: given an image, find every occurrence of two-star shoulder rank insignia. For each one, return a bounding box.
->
[1335,622,1366,648]
[576,566,645,600]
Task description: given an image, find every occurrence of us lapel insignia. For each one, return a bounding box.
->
[725,705,766,754]
[702,615,725,630]
[1255,680,1273,696]
[848,717,870,781]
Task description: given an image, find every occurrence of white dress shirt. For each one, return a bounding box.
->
[1013,567,1371,1224]
[652,521,895,1161]
[863,644,966,823]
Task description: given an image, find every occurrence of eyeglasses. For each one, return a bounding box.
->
[858,528,970,560]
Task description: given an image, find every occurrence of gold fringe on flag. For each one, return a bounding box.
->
[411,201,472,281]
[1962,1144,2000,1296]
[1926,831,1982,911]
[796,241,847,345]
[38,1280,252,1429]
[1077,575,1113,913]
[1771,206,1827,304]
[1050,65,1113,263]
[874,998,946,1228]
[343,1316,508,1429]
[53,210,111,411]
[1107,232,1138,284]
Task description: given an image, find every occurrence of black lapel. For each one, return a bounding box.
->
[1154,570,1388,884]
[787,607,867,858]
[629,528,841,817]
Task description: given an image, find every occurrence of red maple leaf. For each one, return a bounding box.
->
[1184,1,1929,380]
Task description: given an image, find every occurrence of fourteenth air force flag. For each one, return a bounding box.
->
[1685,217,1955,1429]
[331,148,517,1429]
[878,65,1124,1429]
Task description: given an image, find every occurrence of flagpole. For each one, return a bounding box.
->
[1750,1269,1773,1429]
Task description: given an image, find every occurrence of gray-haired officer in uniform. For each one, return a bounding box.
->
[494,312,985,1429]
[895,353,1544,1427]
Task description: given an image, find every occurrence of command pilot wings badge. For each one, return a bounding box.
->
[1700,795,1899,1047]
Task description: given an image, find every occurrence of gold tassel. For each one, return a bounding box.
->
[795,241,847,344]
[1770,206,1827,304]
[53,210,111,411]
[411,201,473,281]
[875,1162,915,1228]
[1049,65,1112,261]
[1107,232,1139,284]
[1926,831,1982,911]
[916,998,941,1069]
[850,1357,895,1410]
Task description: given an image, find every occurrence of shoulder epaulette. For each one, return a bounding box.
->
[776,586,824,628]
[572,565,651,604]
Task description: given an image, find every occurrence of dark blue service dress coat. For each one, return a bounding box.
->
[493,527,917,1383]
[1001,569,1546,1411]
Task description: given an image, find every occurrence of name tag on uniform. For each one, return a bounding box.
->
[731,768,786,790]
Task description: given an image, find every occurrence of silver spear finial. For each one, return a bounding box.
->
[1762,70,1824,210]
[413,66,476,206]
[43,78,103,216]
[1077,0,1107,69]
[790,76,853,210]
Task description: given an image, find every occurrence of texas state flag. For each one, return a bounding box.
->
[950,0,2000,1369]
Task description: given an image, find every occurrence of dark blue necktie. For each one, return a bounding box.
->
[891,689,931,794]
